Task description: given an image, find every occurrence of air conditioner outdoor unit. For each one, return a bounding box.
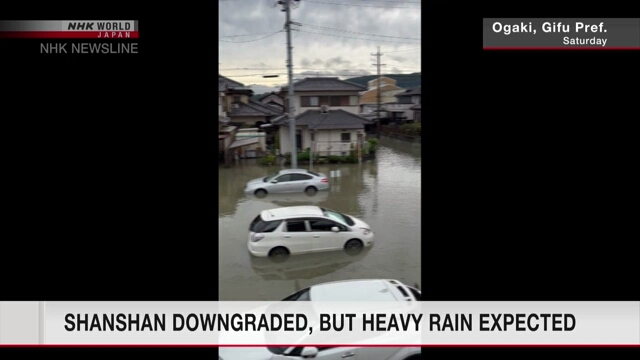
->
[320,105,329,113]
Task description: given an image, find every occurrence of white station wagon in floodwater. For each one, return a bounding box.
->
[248,206,374,257]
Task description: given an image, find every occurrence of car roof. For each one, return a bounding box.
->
[260,206,323,221]
[309,279,411,302]
[278,168,311,174]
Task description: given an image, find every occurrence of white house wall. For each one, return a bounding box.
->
[278,126,362,156]
[293,91,361,116]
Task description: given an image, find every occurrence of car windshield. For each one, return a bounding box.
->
[264,172,279,182]
[321,208,355,226]
[282,288,311,301]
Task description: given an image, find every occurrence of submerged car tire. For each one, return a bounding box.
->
[305,186,317,196]
[269,246,290,257]
[254,189,268,198]
[344,239,363,250]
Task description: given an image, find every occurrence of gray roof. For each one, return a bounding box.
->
[219,74,245,91]
[258,91,282,101]
[396,87,421,97]
[281,77,366,92]
[229,137,259,149]
[229,99,283,117]
[272,109,373,130]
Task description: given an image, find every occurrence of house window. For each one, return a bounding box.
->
[330,96,350,106]
[301,96,319,107]
[341,132,351,142]
[319,96,330,106]
[233,95,241,102]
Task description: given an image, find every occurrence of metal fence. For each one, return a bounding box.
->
[309,140,363,157]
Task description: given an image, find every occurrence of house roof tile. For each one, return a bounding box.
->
[229,99,283,117]
[396,87,421,97]
[272,109,373,130]
[219,74,245,91]
[281,77,366,92]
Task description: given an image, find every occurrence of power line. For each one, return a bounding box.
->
[384,46,421,53]
[305,0,420,8]
[219,31,283,43]
[297,29,419,44]
[299,23,420,40]
[219,31,281,38]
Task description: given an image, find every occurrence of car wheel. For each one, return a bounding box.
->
[344,239,363,250]
[269,247,290,257]
[305,186,317,196]
[254,189,267,198]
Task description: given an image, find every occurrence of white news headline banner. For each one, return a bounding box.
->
[0,301,638,345]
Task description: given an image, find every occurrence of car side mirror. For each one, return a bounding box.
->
[300,347,318,358]
[271,180,278,183]
[331,226,340,232]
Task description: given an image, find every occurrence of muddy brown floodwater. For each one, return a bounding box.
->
[219,137,421,300]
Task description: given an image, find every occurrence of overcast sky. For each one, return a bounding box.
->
[219,0,421,88]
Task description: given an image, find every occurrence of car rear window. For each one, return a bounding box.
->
[249,215,282,233]
[307,170,320,177]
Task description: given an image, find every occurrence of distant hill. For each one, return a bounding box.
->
[345,73,421,89]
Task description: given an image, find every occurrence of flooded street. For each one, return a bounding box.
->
[219,137,421,300]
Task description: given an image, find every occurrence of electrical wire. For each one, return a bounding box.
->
[219,31,282,38]
[219,31,283,43]
[299,23,420,40]
[297,29,419,44]
[305,0,420,8]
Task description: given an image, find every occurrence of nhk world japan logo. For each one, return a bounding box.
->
[0,20,138,38]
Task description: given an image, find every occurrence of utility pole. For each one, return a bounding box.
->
[280,0,299,168]
[371,46,386,139]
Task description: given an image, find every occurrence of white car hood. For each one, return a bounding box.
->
[246,178,266,187]
[349,216,371,231]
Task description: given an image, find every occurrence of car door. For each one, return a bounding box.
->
[308,218,349,251]
[281,219,313,254]
[271,173,293,193]
[289,173,313,192]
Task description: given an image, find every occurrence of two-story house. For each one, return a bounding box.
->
[385,87,421,123]
[358,76,405,115]
[272,77,373,156]
[256,92,285,113]
[219,75,282,128]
